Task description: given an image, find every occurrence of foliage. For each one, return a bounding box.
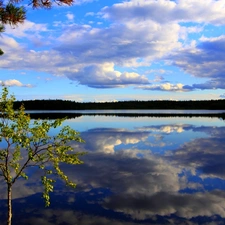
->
[13,98,225,111]
[0,87,85,225]
[0,0,75,54]
[0,0,26,54]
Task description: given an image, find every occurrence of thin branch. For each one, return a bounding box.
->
[12,144,52,183]
[0,166,7,180]
[11,156,30,184]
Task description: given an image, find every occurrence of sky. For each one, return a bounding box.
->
[1,0,225,102]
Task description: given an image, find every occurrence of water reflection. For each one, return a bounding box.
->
[1,115,225,224]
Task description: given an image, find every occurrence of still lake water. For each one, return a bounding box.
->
[1,111,225,224]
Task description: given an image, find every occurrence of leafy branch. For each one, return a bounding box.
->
[0,87,85,225]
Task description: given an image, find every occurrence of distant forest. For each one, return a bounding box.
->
[13,99,225,110]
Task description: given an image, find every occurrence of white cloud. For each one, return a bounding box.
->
[1,0,225,91]
[85,12,95,17]
[66,13,74,21]
[137,82,186,92]
[0,36,19,49]
[0,1,181,89]
[67,63,149,88]
[0,79,33,87]
[55,20,181,66]
[5,20,48,38]
[169,35,225,90]
[101,0,225,25]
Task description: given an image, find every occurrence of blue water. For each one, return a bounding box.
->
[0,113,225,224]
[26,109,225,114]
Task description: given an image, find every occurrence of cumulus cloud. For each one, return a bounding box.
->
[137,82,186,92]
[0,2,182,89]
[170,35,225,90]
[5,20,48,38]
[55,20,181,66]
[67,63,149,88]
[0,79,33,87]
[101,0,225,25]
[1,0,225,90]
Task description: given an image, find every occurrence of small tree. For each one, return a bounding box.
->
[0,87,85,225]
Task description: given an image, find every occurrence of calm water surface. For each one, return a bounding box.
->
[26,109,225,114]
[1,113,225,224]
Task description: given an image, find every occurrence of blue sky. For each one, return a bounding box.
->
[1,0,225,102]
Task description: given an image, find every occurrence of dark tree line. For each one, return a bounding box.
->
[13,99,225,110]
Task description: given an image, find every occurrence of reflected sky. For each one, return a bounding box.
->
[1,115,225,224]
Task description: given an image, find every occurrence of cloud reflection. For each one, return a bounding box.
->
[75,128,150,154]
[103,190,225,220]
[166,126,225,180]
[1,118,225,224]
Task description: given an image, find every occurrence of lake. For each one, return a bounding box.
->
[1,111,225,224]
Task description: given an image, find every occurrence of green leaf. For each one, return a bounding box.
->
[0,87,85,208]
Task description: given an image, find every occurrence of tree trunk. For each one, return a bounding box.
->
[7,183,12,225]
